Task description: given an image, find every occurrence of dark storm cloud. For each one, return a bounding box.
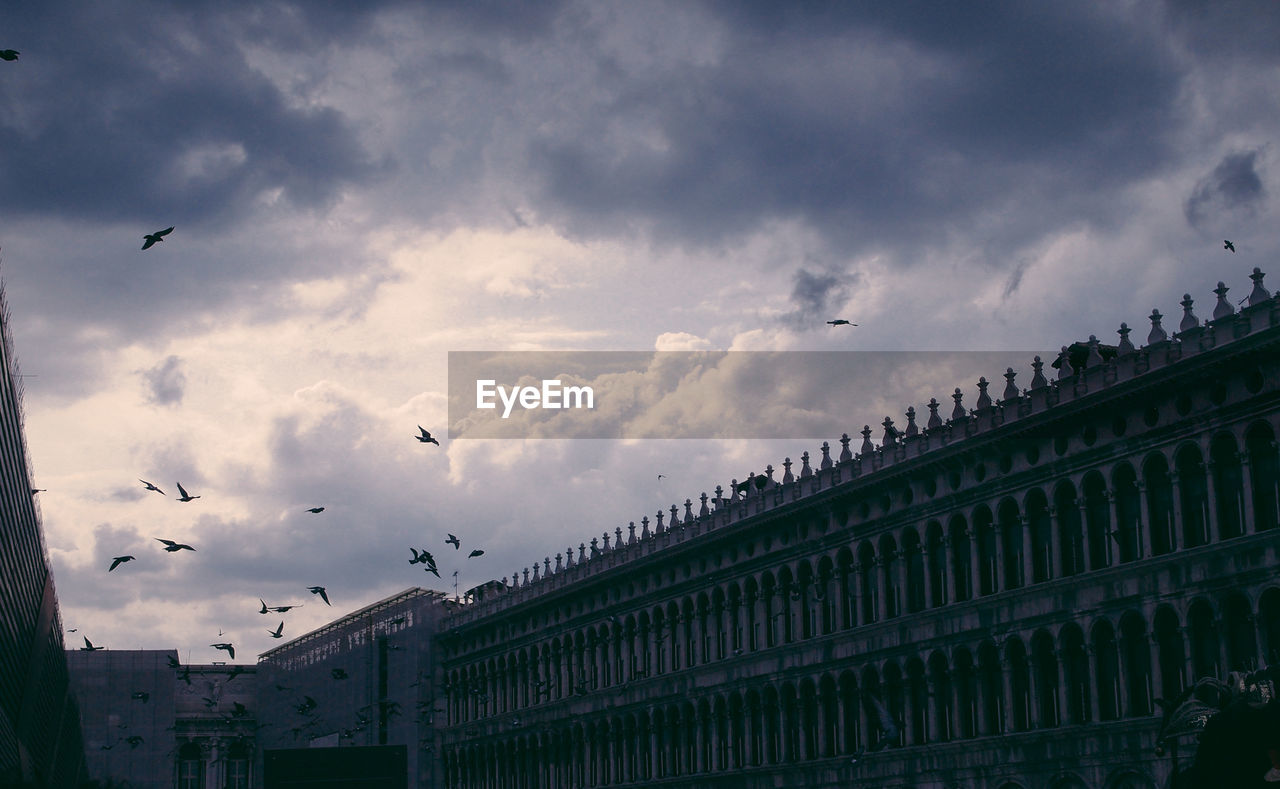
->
[142,355,187,406]
[1162,0,1280,62]
[1185,150,1267,229]
[529,3,1182,257]
[0,4,384,225]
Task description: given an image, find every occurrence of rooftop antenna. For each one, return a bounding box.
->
[453,570,459,602]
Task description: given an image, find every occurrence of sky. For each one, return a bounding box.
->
[1,0,1278,664]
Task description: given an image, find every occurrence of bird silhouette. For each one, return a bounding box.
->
[415,426,440,445]
[175,482,200,502]
[446,534,461,550]
[81,637,105,651]
[269,621,285,639]
[308,586,331,605]
[0,50,18,61]
[211,643,235,660]
[866,694,902,750]
[259,599,269,614]
[139,479,164,495]
[468,549,485,558]
[156,538,195,552]
[1225,239,1236,253]
[30,488,46,495]
[827,319,857,326]
[306,506,325,514]
[141,227,173,250]
[657,474,666,480]
[269,604,301,613]
[108,555,135,572]
[424,565,441,578]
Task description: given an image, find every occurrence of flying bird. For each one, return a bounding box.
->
[415,426,440,445]
[445,534,461,550]
[269,604,301,613]
[139,479,164,495]
[269,621,285,639]
[866,694,902,750]
[409,547,435,566]
[657,474,666,480]
[259,599,269,614]
[108,555,135,572]
[0,50,18,61]
[30,488,45,495]
[308,586,330,606]
[424,565,441,578]
[827,319,858,326]
[141,226,174,250]
[81,637,104,651]
[306,506,325,514]
[175,482,200,502]
[211,643,235,660]
[155,538,195,552]
[1224,239,1235,253]
[468,549,485,558]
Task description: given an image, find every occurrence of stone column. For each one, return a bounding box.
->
[1076,497,1093,571]
[967,527,981,600]
[921,544,936,610]
[1048,505,1063,579]
[1136,478,1151,560]
[1020,516,1035,588]
[875,558,889,621]
[1241,450,1258,533]
[1204,456,1222,543]
[1168,471,1184,552]
[1025,655,1043,729]
[992,522,1005,594]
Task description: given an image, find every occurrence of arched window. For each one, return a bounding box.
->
[925,522,947,608]
[1113,464,1141,562]
[1211,432,1246,540]
[1247,421,1280,532]
[1060,623,1091,725]
[1188,599,1220,680]
[818,676,838,758]
[816,557,836,636]
[975,507,999,596]
[858,543,878,625]
[903,529,926,613]
[906,658,929,744]
[1176,444,1211,548]
[1154,606,1186,705]
[999,499,1025,590]
[880,535,901,619]
[1144,453,1176,556]
[1007,638,1031,732]
[1032,630,1060,727]
[954,647,978,738]
[1093,620,1121,721]
[929,651,953,742]
[838,671,861,753]
[1119,612,1153,717]
[949,515,973,602]
[978,641,1004,735]
[1225,593,1259,672]
[1055,482,1085,576]
[837,550,856,630]
[883,662,906,748]
[1083,472,1112,569]
[177,742,204,789]
[775,567,795,645]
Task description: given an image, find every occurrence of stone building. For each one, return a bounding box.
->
[255,587,454,787]
[438,269,1280,788]
[0,282,86,788]
[67,649,258,789]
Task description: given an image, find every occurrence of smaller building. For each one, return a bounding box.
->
[67,649,257,789]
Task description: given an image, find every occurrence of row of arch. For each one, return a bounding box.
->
[443,588,1279,787]
[447,422,1280,723]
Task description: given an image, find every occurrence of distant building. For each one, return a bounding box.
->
[437,270,1280,788]
[66,650,257,789]
[0,282,86,788]
[255,587,455,787]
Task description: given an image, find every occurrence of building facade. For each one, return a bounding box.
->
[67,650,257,789]
[438,269,1280,788]
[0,282,86,788]
[255,587,454,787]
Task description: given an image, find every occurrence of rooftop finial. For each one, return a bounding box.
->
[1249,268,1271,306]
[1179,293,1199,333]
[1086,335,1104,368]
[819,441,832,469]
[684,499,694,522]
[1030,356,1048,389]
[555,553,563,572]
[926,398,942,429]
[615,526,623,547]
[1212,281,1235,320]
[589,539,599,557]
[1056,346,1073,380]
[839,433,852,462]
[641,516,651,539]
[566,548,574,568]
[860,425,875,455]
[799,451,813,478]
[628,522,636,544]
[1001,368,1019,402]
[700,491,710,516]
[1148,308,1168,344]
[602,532,611,551]
[1117,323,1135,355]
[670,504,681,528]
[729,479,740,502]
[904,406,919,437]
[655,508,666,533]
[951,387,966,421]
[579,543,587,563]
[782,458,794,483]
[882,416,898,446]
[764,465,775,486]
[975,377,992,410]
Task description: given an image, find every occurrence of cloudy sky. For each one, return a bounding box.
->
[2,1,1277,664]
